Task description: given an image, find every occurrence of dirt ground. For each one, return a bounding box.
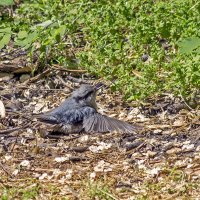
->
[0,65,199,199]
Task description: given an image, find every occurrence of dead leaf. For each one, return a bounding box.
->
[19,160,30,168]
[94,160,113,172]
[166,147,182,155]
[173,119,185,127]
[89,142,112,153]
[146,167,161,177]
[54,155,70,163]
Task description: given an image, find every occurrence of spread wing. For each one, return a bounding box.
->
[83,113,141,133]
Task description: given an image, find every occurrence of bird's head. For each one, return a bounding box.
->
[72,84,101,109]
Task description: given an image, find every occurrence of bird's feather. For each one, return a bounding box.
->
[37,106,96,125]
[83,113,141,133]
[36,114,59,124]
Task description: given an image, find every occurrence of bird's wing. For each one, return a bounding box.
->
[83,113,141,133]
[36,114,59,124]
[37,106,96,125]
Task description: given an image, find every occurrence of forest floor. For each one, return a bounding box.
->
[0,51,200,200]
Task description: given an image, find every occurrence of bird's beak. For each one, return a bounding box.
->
[94,82,104,91]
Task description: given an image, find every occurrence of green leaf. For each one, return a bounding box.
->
[0,0,14,6]
[0,34,11,49]
[18,31,28,39]
[57,25,66,37]
[195,47,200,54]
[25,31,38,43]
[0,27,12,33]
[178,37,200,54]
[15,31,38,48]
[55,34,61,42]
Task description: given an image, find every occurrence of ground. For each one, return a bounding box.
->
[0,66,200,199]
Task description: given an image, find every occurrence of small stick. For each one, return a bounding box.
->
[0,127,23,134]
[179,93,193,110]
[0,124,29,134]
[56,75,73,89]
[22,68,52,85]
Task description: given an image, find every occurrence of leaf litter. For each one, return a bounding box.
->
[0,68,200,199]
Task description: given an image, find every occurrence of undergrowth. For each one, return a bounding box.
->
[0,0,199,101]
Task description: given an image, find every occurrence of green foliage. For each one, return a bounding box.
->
[1,185,40,200]
[178,37,200,54]
[0,27,11,49]
[0,0,14,6]
[0,0,199,100]
[87,181,115,200]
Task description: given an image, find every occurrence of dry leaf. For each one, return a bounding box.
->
[146,167,161,177]
[39,173,48,180]
[173,119,185,127]
[89,142,112,153]
[54,155,70,163]
[94,160,113,172]
[166,147,182,155]
[20,160,30,168]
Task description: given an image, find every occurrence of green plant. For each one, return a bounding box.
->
[0,0,199,100]
[86,181,116,200]
[1,185,40,200]
[0,0,14,6]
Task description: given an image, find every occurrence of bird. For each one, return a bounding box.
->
[36,84,141,134]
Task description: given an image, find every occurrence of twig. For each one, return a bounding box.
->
[22,68,52,85]
[126,141,147,154]
[132,69,142,78]
[0,124,29,134]
[56,75,73,89]
[5,110,33,121]
[1,86,65,92]
[52,64,87,73]
[0,127,23,134]
[179,93,193,111]
[69,146,88,153]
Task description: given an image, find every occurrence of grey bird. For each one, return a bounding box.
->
[37,84,140,134]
